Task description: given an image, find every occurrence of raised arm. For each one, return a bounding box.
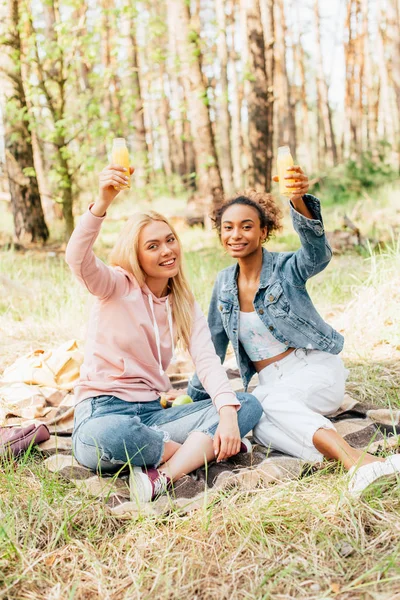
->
[65,165,134,299]
[276,166,332,285]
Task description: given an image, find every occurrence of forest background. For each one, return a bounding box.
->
[1,0,400,598]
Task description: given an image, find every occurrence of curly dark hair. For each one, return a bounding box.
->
[213,189,282,241]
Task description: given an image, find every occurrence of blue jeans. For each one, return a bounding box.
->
[72,393,262,473]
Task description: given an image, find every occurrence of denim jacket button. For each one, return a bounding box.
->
[259,308,264,315]
[268,295,275,302]
[219,305,223,311]
[269,325,274,331]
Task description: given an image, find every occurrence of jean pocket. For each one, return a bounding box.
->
[265,282,290,317]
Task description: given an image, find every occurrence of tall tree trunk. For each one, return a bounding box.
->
[376,0,395,146]
[228,0,243,190]
[101,0,122,131]
[293,1,311,171]
[32,0,74,238]
[361,0,377,150]
[3,0,48,243]
[174,0,224,218]
[343,0,354,159]
[246,0,273,191]
[314,0,337,166]
[239,0,251,185]
[18,13,55,223]
[157,70,174,184]
[263,0,275,187]
[388,0,400,120]
[127,13,150,187]
[273,0,296,155]
[388,0,400,168]
[182,99,197,190]
[215,0,234,195]
[166,0,188,181]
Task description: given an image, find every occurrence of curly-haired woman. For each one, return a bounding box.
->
[188,166,400,496]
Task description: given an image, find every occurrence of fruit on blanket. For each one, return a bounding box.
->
[172,394,193,407]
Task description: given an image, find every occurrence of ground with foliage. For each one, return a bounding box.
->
[0,181,400,599]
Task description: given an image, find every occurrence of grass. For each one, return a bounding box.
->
[1,183,400,598]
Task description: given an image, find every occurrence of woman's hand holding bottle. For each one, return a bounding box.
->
[91,164,135,217]
[273,165,309,202]
[275,145,309,205]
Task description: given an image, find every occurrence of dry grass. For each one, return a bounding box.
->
[1,458,400,599]
[1,185,400,599]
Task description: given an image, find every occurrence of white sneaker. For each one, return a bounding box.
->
[348,455,400,497]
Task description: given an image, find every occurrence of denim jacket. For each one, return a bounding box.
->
[188,195,344,399]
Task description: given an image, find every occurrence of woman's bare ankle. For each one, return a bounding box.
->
[160,440,181,463]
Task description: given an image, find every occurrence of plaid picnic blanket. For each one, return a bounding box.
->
[2,341,399,517]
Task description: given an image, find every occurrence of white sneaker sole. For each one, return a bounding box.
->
[348,455,400,498]
[129,467,153,503]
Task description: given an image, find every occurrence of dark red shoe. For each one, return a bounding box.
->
[239,438,253,454]
[129,467,171,502]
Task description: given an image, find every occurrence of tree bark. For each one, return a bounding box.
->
[376,0,394,145]
[239,0,251,184]
[273,0,296,155]
[228,0,243,190]
[293,1,311,170]
[127,12,150,187]
[215,0,234,195]
[263,0,275,187]
[314,0,337,166]
[361,0,377,150]
[166,1,188,180]
[100,0,123,131]
[174,0,224,217]
[3,0,49,243]
[246,0,273,191]
[32,0,74,238]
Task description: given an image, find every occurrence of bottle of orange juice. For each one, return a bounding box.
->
[277,146,294,197]
[111,138,131,189]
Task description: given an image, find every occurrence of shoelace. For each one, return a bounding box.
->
[147,294,175,376]
[152,473,170,499]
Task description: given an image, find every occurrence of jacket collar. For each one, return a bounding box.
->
[223,248,273,294]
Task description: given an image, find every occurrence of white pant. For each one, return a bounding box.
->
[252,349,349,462]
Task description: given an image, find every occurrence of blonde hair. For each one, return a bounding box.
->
[109,211,195,350]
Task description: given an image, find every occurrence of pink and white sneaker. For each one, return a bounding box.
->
[129,467,171,503]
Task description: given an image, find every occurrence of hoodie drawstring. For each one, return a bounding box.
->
[166,297,176,364]
[148,294,175,376]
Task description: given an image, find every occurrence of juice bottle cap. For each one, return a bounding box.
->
[278,146,291,154]
[112,138,127,147]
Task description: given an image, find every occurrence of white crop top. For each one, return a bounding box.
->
[238,311,289,361]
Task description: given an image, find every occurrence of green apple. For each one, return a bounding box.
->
[172,394,193,407]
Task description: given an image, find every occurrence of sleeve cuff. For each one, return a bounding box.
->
[290,195,325,236]
[214,393,241,413]
[77,205,106,232]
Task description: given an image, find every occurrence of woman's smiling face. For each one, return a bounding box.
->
[137,220,181,280]
[220,203,267,259]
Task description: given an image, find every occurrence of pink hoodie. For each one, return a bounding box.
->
[65,208,240,412]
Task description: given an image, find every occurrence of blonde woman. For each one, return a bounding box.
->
[65,164,262,503]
